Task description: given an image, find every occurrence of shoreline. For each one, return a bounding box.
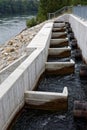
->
[0,18,55,71]
[0,21,46,71]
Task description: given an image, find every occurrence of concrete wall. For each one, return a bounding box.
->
[0,54,28,84]
[55,14,87,63]
[0,22,53,130]
[69,14,87,63]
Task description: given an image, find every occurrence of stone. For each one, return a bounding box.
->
[5,47,15,53]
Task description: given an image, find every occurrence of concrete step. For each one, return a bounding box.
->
[24,87,68,111]
[50,38,69,47]
[53,23,65,28]
[52,27,66,32]
[52,32,67,38]
[45,59,75,75]
[54,21,65,23]
[48,47,71,58]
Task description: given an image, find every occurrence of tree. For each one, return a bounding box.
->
[0,0,39,16]
[37,0,69,22]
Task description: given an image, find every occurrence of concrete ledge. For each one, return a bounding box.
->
[48,47,71,58]
[52,32,67,38]
[53,23,65,28]
[50,38,69,47]
[0,53,29,84]
[27,22,53,49]
[69,14,87,63]
[45,59,75,75]
[52,27,66,32]
[24,87,68,111]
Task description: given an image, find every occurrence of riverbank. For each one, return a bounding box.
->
[0,20,53,71]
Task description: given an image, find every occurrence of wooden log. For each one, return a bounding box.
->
[73,100,87,118]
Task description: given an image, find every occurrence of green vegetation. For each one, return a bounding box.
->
[26,17,37,27]
[0,0,39,16]
[27,0,87,27]
[37,0,87,22]
[0,0,87,27]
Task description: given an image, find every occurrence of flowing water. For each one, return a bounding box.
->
[0,14,35,45]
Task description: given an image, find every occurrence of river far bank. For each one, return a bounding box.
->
[0,19,54,71]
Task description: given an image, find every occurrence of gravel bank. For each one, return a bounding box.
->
[0,20,53,71]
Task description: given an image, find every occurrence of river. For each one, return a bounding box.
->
[0,14,36,45]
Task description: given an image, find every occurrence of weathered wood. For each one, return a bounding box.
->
[25,87,68,111]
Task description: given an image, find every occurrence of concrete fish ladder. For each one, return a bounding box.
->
[25,87,68,111]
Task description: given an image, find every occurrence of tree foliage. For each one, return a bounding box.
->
[37,0,87,22]
[0,0,39,16]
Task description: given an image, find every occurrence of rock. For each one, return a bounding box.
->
[0,47,4,52]
[4,52,9,56]
[5,47,15,53]
[8,40,14,45]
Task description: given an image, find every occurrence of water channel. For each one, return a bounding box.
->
[9,23,87,130]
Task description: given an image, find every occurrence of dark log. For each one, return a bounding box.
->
[75,49,82,61]
[80,65,87,78]
[73,100,87,118]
